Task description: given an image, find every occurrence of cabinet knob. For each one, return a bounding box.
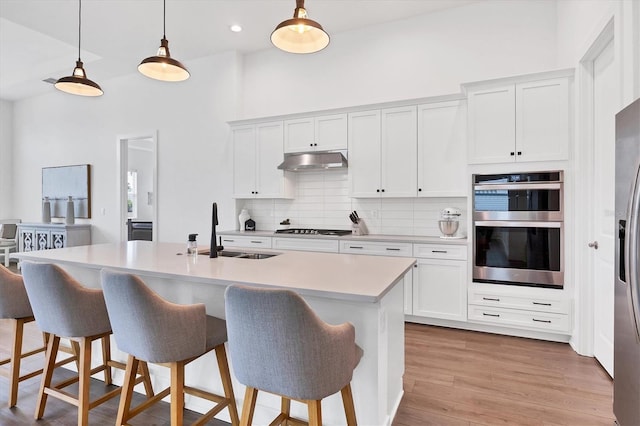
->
[517,151,522,156]
[381,189,385,192]
[376,189,380,193]
[510,152,515,156]
[310,143,313,147]
[418,188,422,192]
[588,241,599,249]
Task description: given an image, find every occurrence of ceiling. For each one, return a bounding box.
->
[0,0,478,101]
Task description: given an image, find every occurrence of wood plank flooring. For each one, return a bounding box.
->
[1,264,614,425]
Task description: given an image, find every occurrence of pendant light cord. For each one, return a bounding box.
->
[163,0,166,39]
[77,0,82,61]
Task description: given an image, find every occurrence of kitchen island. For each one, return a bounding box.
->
[15,241,415,426]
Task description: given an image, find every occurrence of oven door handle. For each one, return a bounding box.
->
[474,182,562,191]
[474,221,563,228]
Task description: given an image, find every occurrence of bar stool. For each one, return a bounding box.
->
[224,285,362,426]
[100,269,240,426]
[20,261,153,426]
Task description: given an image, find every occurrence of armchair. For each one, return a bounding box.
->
[0,219,20,267]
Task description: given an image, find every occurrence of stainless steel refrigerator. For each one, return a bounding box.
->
[614,97,640,426]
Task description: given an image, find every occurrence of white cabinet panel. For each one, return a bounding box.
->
[349,110,382,197]
[18,223,91,253]
[468,305,570,333]
[417,100,467,197]
[340,240,412,257]
[467,86,515,164]
[232,125,256,198]
[284,114,347,153]
[219,235,272,249]
[413,258,467,321]
[272,237,339,253]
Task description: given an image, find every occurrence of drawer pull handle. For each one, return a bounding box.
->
[250,241,263,244]
[483,313,500,317]
[532,318,552,323]
[386,248,401,251]
[223,239,235,242]
[532,302,552,306]
[350,246,363,249]
[483,297,500,302]
[432,250,448,253]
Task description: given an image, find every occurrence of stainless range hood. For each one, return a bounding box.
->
[277,151,348,171]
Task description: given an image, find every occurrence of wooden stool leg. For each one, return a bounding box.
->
[35,335,60,420]
[115,355,139,426]
[78,337,92,426]
[101,335,113,385]
[281,397,291,425]
[170,361,185,426]
[307,400,322,426]
[240,387,258,426]
[215,344,240,425]
[8,318,25,407]
[138,360,154,397]
[341,383,357,425]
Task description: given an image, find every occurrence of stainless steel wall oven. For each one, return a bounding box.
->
[472,171,564,288]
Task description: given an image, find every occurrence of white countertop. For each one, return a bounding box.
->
[15,241,415,303]
[220,230,468,245]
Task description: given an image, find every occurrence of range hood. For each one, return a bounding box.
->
[277,151,348,171]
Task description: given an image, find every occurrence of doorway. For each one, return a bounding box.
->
[580,20,618,377]
[117,132,158,242]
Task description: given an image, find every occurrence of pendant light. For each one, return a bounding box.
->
[55,0,103,97]
[271,0,330,54]
[138,0,190,82]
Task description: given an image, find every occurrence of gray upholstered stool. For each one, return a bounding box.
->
[20,261,153,426]
[225,285,362,426]
[101,269,240,426]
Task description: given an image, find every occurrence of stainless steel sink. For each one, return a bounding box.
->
[199,250,279,259]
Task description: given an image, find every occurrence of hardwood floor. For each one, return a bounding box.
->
[394,323,614,425]
[1,264,614,425]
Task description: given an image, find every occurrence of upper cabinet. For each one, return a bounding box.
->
[417,100,467,197]
[349,106,417,198]
[465,70,572,164]
[232,122,293,199]
[284,113,347,153]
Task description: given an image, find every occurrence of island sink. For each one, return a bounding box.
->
[198,250,279,259]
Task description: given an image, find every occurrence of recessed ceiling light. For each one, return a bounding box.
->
[230,25,242,33]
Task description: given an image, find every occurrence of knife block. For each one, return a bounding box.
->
[352,219,368,236]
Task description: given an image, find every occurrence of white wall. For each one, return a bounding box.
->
[0,100,13,218]
[12,51,243,244]
[241,0,558,119]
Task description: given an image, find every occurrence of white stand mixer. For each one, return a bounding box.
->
[438,207,462,239]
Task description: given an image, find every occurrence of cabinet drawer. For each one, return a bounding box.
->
[340,240,412,257]
[219,235,272,249]
[468,305,570,333]
[413,243,467,260]
[469,292,570,314]
[273,237,338,253]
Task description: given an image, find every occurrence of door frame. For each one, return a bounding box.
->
[573,15,619,356]
[116,131,158,242]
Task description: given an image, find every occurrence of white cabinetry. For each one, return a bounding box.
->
[232,122,293,199]
[466,71,572,164]
[412,244,467,322]
[417,100,467,197]
[284,114,347,153]
[348,106,417,198]
[18,223,91,252]
[340,240,414,314]
[468,283,571,334]
[273,237,339,253]
[219,234,272,249]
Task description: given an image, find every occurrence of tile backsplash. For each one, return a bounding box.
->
[236,170,467,237]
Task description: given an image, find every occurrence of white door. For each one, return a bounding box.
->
[380,106,417,197]
[592,39,617,377]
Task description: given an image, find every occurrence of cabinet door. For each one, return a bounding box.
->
[35,229,50,250]
[315,114,347,151]
[418,100,467,197]
[516,78,569,162]
[348,110,381,197]
[232,125,257,198]
[256,122,290,198]
[19,228,35,252]
[413,258,467,321]
[467,85,516,164]
[50,231,66,249]
[284,118,315,152]
[381,106,417,197]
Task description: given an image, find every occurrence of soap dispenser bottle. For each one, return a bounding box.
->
[187,233,198,255]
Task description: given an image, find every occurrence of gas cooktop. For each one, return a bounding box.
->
[275,228,352,236]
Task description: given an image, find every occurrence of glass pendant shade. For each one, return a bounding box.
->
[55,60,103,96]
[138,37,190,82]
[271,1,329,54]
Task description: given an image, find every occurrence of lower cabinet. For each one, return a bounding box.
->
[412,244,468,322]
[18,223,91,252]
[272,237,338,253]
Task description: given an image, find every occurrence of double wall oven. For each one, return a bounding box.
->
[472,171,564,289]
